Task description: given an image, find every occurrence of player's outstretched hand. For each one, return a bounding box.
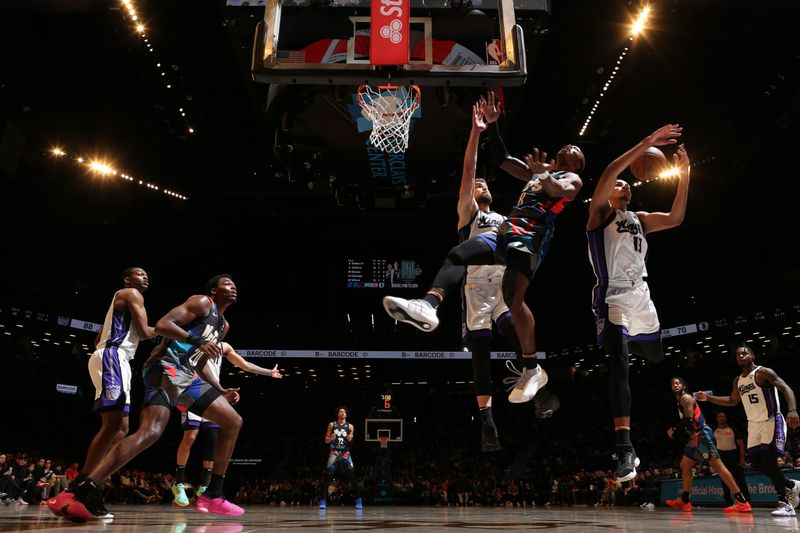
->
[645,124,682,147]
[523,148,555,175]
[673,143,690,174]
[270,364,283,379]
[482,91,501,124]
[694,391,708,401]
[472,102,487,133]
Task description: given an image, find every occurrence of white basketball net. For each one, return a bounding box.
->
[358,84,420,154]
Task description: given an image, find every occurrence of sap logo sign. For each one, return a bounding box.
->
[380,19,403,44]
[379,0,403,17]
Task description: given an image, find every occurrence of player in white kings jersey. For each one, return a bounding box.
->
[697,345,800,516]
[48,267,156,518]
[587,124,689,483]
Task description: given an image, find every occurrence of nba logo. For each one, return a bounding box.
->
[486,39,504,65]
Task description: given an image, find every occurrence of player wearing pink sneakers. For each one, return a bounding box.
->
[60,275,246,521]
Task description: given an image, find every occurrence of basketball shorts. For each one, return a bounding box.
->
[747,414,787,455]
[326,450,354,470]
[464,269,508,332]
[89,346,134,413]
[181,410,220,430]
[593,280,660,339]
[495,218,553,279]
[142,359,220,417]
[683,427,720,462]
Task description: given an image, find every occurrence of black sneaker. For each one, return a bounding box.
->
[481,424,502,452]
[73,481,113,520]
[614,446,640,482]
[534,389,560,419]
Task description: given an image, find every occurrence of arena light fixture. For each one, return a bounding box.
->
[119,0,192,135]
[631,5,651,37]
[579,45,629,137]
[579,5,652,137]
[47,146,188,200]
[88,161,115,175]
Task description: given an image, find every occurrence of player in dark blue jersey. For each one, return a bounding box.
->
[665,377,751,513]
[383,93,572,417]
[319,406,362,509]
[62,275,245,520]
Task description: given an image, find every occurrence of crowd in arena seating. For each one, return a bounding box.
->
[3,312,800,510]
[4,420,798,508]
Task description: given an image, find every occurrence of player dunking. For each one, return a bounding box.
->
[171,342,282,506]
[319,407,362,510]
[696,345,800,516]
[664,377,751,513]
[54,275,245,520]
[47,267,156,517]
[384,92,584,405]
[587,124,687,482]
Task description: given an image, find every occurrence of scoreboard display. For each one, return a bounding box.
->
[346,258,423,289]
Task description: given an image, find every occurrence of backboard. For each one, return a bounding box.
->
[249,0,552,86]
[365,418,404,442]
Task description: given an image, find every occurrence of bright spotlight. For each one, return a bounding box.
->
[658,167,681,179]
[136,23,145,33]
[88,161,115,175]
[50,147,66,157]
[631,5,651,36]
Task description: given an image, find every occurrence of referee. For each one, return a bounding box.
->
[714,412,751,505]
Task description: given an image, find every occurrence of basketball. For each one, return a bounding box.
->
[629,147,667,180]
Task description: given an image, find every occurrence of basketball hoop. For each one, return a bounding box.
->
[378,435,390,449]
[357,83,421,154]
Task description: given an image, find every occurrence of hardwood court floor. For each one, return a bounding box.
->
[1,504,798,532]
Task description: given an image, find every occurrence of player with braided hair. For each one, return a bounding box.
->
[665,377,751,513]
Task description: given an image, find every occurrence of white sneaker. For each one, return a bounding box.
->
[16,499,28,506]
[771,501,796,517]
[504,361,548,403]
[787,480,800,509]
[382,296,439,332]
[640,502,654,510]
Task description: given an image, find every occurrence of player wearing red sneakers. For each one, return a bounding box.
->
[61,275,246,521]
[665,377,751,513]
[47,267,156,519]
